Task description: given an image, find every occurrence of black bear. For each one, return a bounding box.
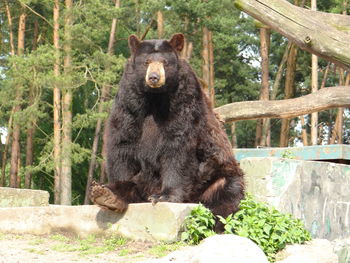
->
[90,33,244,222]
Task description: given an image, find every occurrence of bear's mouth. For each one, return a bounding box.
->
[145,61,165,88]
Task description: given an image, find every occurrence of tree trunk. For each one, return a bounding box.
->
[320,62,331,89]
[2,0,15,187]
[257,27,270,147]
[99,126,108,184]
[231,122,238,148]
[280,44,298,147]
[61,0,73,205]
[24,122,35,188]
[53,0,62,204]
[208,30,215,106]
[330,71,349,144]
[234,0,350,70]
[10,6,26,188]
[1,112,13,187]
[4,0,15,56]
[16,147,21,188]
[310,0,318,146]
[300,116,308,146]
[271,43,291,100]
[214,86,350,122]
[329,4,348,145]
[24,19,39,189]
[157,10,163,38]
[201,26,210,97]
[180,17,193,61]
[86,0,120,202]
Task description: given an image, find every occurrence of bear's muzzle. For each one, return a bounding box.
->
[145,61,165,88]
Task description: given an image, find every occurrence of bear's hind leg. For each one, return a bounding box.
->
[89,181,128,212]
[200,176,245,232]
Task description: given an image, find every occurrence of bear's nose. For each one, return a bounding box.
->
[148,72,160,84]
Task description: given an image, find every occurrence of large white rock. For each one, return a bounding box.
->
[276,239,338,263]
[140,234,269,263]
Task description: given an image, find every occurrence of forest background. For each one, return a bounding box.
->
[0,0,349,205]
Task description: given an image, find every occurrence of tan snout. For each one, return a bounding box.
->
[145,61,165,88]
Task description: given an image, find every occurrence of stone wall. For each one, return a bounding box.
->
[240,157,350,240]
[0,187,49,207]
[0,203,196,242]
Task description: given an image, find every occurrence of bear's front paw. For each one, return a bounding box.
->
[148,194,181,205]
[148,194,162,205]
[89,181,127,212]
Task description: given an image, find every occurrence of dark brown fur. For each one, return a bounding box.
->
[90,34,245,228]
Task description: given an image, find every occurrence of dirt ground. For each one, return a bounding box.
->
[0,233,184,263]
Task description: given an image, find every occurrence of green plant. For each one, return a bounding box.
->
[181,204,216,244]
[181,196,311,262]
[281,149,296,159]
[104,235,127,250]
[50,234,70,242]
[219,195,311,262]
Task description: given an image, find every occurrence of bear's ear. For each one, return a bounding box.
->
[169,33,184,53]
[128,34,141,55]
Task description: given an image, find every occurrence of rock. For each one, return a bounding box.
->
[139,234,269,263]
[0,187,49,207]
[276,239,338,263]
[0,202,196,242]
[332,238,350,263]
[241,157,350,240]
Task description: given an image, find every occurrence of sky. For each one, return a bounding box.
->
[0,128,7,144]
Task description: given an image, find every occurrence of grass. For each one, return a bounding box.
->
[118,248,130,256]
[49,234,129,256]
[28,238,44,245]
[24,248,46,255]
[148,242,184,258]
[50,234,70,242]
[0,232,185,260]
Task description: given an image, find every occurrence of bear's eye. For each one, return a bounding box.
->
[162,59,168,66]
[144,59,151,66]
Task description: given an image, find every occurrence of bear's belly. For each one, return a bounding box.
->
[138,115,163,161]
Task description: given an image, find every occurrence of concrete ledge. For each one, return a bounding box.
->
[0,187,49,207]
[0,203,196,242]
[241,157,350,240]
[234,144,350,162]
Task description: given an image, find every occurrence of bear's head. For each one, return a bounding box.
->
[128,33,184,93]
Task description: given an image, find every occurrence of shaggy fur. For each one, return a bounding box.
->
[90,33,245,223]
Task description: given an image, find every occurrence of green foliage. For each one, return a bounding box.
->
[181,196,311,262]
[220,195,311,262]
[281,149,296,159]
[181,204,216,244]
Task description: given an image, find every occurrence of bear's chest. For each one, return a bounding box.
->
[140,115,161,146]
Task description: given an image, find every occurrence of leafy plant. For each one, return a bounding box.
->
[281,149,296,159]
[181,204,216,244]
[181,196,311,262]
[220,195,311,262]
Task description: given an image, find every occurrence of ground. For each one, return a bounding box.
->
[0,233,184,263]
